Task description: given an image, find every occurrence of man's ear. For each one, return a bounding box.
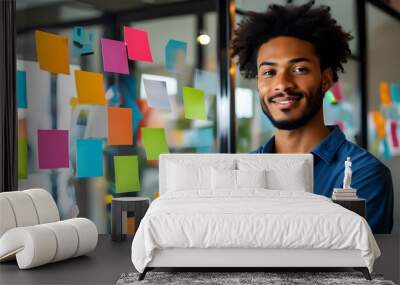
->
[321,68,334,93]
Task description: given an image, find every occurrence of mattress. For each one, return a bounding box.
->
[131,190,380,273]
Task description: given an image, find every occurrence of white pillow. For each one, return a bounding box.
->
[211,169,268,190]
[211,168,236,190]
[167,160,236,192]
[266,162,308,191]
[167,162,211,191]
[237,159,309,192]
[236,169,267,188]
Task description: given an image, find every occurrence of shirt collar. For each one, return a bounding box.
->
[311,125,346,163]
[262,125,346,163]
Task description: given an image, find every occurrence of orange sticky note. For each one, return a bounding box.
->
[127,217,135,235]
[372,111,386,139]
[379,81,391,107]
[75,70,106,105]
[35,30,70,74]
[108,107,133,145]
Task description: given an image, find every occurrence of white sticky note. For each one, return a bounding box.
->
[235,87,254,118]
[84,106,107,138]
[142,78,171,111]
[194,69,217,97]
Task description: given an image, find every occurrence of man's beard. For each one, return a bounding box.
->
[260,84,324,131]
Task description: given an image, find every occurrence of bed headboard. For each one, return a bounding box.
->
[159,153,313,195]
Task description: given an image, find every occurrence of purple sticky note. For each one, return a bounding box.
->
[101,38,129,74]
[38,129,69,169]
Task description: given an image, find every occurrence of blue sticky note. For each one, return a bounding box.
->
[131,100,143,135]
[382,138,392,160]
[194,69,217,96]
[119,76,143,136]
[165,39,187,72]
[196,146,213,153]
[188,128,213,147]
[76,139,103,177]
[17,70,27,108]
[197,128,214,147]
[390,83,400,104]
[72,26,94,57]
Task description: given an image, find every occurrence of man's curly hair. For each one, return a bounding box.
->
[231,0,353,82]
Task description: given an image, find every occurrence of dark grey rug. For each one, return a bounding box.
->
[116,271,396,285]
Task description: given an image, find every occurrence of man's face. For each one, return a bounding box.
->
[256,36,328,130]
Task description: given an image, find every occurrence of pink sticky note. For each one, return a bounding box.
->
[390,121,399,148]
[38,129,69,169]
[334,120,344,132]
[124,27,153,62]
[101,38,129,74]
[331,82,343,102]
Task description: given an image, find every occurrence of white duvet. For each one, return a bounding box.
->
[131,190,380,273]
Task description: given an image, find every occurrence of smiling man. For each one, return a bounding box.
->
[231,1,393,233]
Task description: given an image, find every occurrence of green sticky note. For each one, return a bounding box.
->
[114,155,140,193]
[182,86,206,120]
[142,128,169,160]
[325,90,337,105]
[18,138,28,179]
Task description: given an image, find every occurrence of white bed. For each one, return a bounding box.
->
[131,154,380,280]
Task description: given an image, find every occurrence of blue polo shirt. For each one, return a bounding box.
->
[252,125,393,234]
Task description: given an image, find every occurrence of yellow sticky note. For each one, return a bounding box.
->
[75,70,106,105]
[69,97,79,107]
[104,194,113,204]
[35,30,70,74]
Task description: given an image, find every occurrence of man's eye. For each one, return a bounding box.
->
[262,70,275,77]
[293,67,308,73]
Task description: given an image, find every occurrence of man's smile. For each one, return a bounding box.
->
[268,94,304,110]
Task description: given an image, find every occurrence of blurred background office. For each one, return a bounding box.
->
[5,0,399,236]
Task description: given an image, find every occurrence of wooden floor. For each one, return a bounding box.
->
[0,235,398,284]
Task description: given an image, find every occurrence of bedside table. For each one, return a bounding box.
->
[332,198,366,218]
[111,197,150,242]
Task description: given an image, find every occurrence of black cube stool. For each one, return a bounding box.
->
[111,197,150,242]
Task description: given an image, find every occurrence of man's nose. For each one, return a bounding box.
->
[273,72,294,93]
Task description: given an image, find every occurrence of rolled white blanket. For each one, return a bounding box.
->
[0,191,40,227]
[64,218,98,257]
[0,196,17,237]
[0,218,98,269]
[24,188,60,224]
[0,189,60,237]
